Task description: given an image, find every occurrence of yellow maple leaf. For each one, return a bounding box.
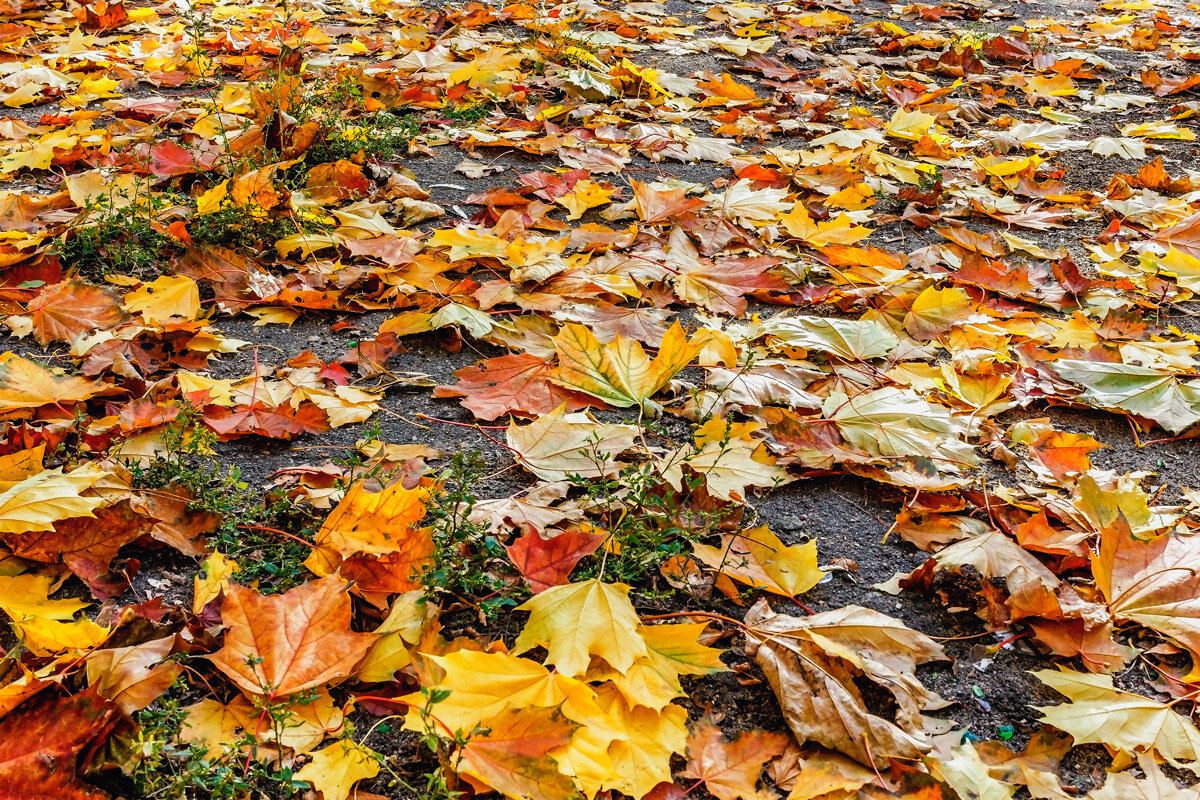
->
[596,685,689,798]
[586,622,727,710]
[123,275,202,324]
[16,615,110,657]
[401,650,605,732]
[193,552,240,614]
[0,444,46,490]
[0,353,106,418]
[779,204,872,248]
[550,321,703,411]
[312,480,430,557]
[693,526,827,599]
[557,179,615,220]
[0,463,106,534]
[513,578,647,678]
[295,741,381,800]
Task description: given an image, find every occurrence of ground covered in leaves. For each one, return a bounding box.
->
[4,0,1200,798]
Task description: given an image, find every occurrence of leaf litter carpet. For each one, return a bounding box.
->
[2,0,1200,797]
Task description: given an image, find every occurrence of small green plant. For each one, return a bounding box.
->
[412,687,482,800]
[58,188,183,278]
[130,405,318,592]
[187,207,313,255]
[568,459,727,593]
[420,450,522,616]
[127,676,308,800]
[441,101,493,124]
[305,110,420,165]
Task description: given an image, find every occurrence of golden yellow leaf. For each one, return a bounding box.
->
[779,205,872,248]
[0,444,45,490]
[295,741,381,800]
[513,578,647,678]
[193,552,240,614]
[557,179,615,220]
[549,321,702,410]
[694,526,826,599]
[596,684,689,798]
[15,615,109,657]
[1034,669,1200,772]
[122,275,201,323]
[402,650,605,732]
[0,353,106,418]
[314,480,430,557]
[0,463,106,535]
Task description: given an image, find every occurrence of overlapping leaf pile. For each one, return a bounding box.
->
[3,0,1200,797]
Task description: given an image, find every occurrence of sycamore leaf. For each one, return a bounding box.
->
[693,526,826,599]
[923,529,1061,620]
[180,691,344,758]
[557,179,615,220]
[586,622,728,710]
[1034,670,1200,773]
[1052,359,1200,433]
[456,706,580,800]
[15,614,111,657]
[0,572,83,616]
[549,321,702,410]
[779,205,872,248]
[208,576,377,698]
[664,227,787,316]
[745,601,948,766]
[597,685,689,798]
[1087,758,1196,800]
[193,552,240,614]
[506,404,637,481]
[514,578,647,678]
[1027,620,1134,674]
[27,280,128,346]
[825,388,978,469]
[0,444,45,488]
[928,743,1016,800]
[1009,422,1107,482]
[781,751,877,800]
[311,480,429,558]
[662,440,793,501]
[680,716,788,800]
[295,741,382,800]
[903,285,976,339]
[86,636,180,714]
[404,650,604,734]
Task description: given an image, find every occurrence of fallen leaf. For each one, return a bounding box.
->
[456,706,580,800]
[680,716,788,800]
[295,740,382,800]
[513,578,646,678]
[745,601,948,766]
[506,404,637,481]
[0,689,118,800]
[208,576,377,699]
[1034,669,1200,773]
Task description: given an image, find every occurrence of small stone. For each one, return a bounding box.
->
[778,514,803,530]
